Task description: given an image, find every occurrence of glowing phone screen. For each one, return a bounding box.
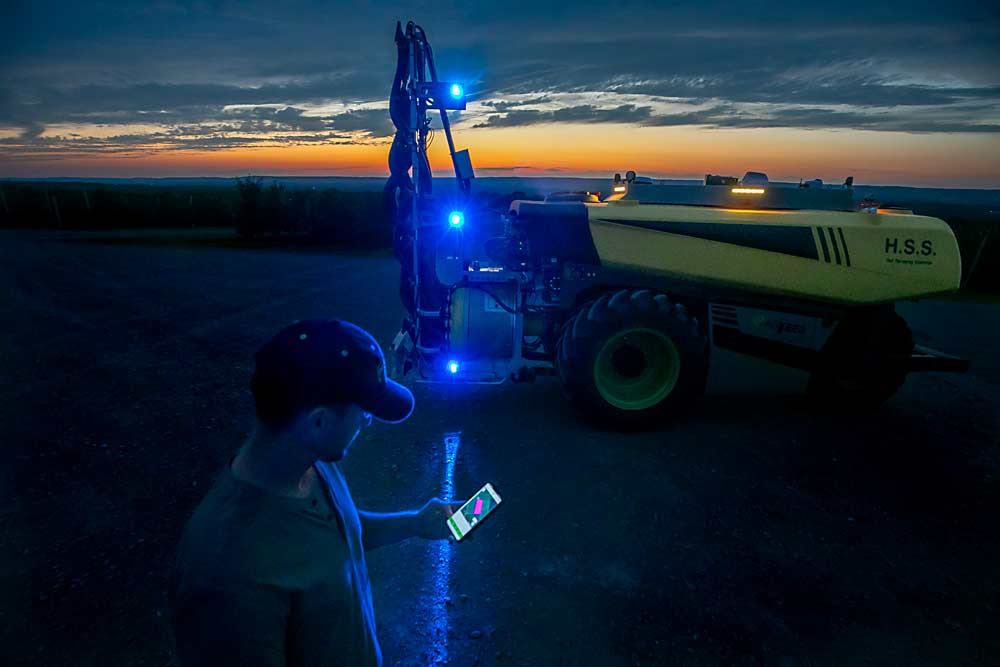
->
[447,484,501,540]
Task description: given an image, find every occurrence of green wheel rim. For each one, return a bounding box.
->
[593,328,680,410]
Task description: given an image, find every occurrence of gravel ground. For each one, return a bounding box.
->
[2,228,998,666]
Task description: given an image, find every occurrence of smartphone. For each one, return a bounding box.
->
[447,483,502,541]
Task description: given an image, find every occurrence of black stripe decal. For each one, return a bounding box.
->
[817,227,831,262]
[595,219,820,261]
[837,227,851,266]
[827,227,842,265]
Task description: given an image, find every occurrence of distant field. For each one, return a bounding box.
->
[1,178,997,291]
[6,175,1000,206]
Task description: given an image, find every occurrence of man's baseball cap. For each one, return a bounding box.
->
[251,319,414,425]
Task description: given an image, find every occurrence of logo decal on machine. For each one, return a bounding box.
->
[885,238,935,255]
[882,237,937,266]
[814,227,851,266]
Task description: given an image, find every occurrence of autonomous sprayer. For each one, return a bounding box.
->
[385,21,969,429]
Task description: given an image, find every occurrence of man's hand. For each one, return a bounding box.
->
[414,498,465,540]
[359,498,468,549]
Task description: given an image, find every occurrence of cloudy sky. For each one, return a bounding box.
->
[2,1,999,186]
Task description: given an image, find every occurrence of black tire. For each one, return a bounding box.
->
[807,308,913,409]
[556,289,709,429]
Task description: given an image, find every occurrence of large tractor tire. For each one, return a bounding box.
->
[557,289,709,429]
[807,308,913,410]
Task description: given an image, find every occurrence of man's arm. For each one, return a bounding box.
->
[358,498,461,550]
[357,509,419,550]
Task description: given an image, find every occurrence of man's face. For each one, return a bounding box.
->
[309,404,371,462]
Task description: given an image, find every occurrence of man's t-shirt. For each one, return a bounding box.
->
[169,459,381,667]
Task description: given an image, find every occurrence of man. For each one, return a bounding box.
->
[169,318,459,666]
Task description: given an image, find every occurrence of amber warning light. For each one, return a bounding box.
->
[731,188,765,195]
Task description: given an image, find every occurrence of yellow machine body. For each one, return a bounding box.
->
[585,201,961,305]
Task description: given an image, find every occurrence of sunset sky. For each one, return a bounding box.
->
[2,1,999,187]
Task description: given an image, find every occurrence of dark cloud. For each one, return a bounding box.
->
[0,80,361,126]
[21,121,46,140]
[754,107,1000,133]
[641,105,1000,133]
[474,104,653,128]
[0,122,366,159]
[473,103,1000,134]
[0,0,997,166]
[481,97,552,112]
[328,109,394,137]
[0,80,395,139]
[248,107,330,132]
[605,74,1000,109]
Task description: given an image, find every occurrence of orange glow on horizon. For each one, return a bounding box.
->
[32,143,391,177]
[4,123,998,188]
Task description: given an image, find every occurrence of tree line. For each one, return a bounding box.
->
[0,179,995,290]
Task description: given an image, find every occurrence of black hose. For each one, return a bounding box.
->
[449,283,520,315]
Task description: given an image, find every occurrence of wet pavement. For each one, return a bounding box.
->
[2,228,999,666]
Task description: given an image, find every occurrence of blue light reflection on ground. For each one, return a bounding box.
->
[426,432,460,664]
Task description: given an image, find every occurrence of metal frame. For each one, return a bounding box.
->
[389,22,481,380]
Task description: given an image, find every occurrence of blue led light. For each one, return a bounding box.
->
[448,211,464,227]
[448,361,459,374]
[450,84,463,98]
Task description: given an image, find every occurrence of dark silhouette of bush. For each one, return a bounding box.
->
[233,177,290,237]
[0,179,395,250]
[235,176,265,238]
[0,181,236,230]
[229,178,391,248]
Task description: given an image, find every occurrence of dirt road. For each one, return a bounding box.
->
[2,229,998,666]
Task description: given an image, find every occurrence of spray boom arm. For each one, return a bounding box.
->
[388,21,471,199]
[386,21,474,366]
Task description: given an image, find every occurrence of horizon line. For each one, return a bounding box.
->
[2,174,999,192]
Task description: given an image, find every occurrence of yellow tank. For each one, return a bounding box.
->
[585,201,961,305]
